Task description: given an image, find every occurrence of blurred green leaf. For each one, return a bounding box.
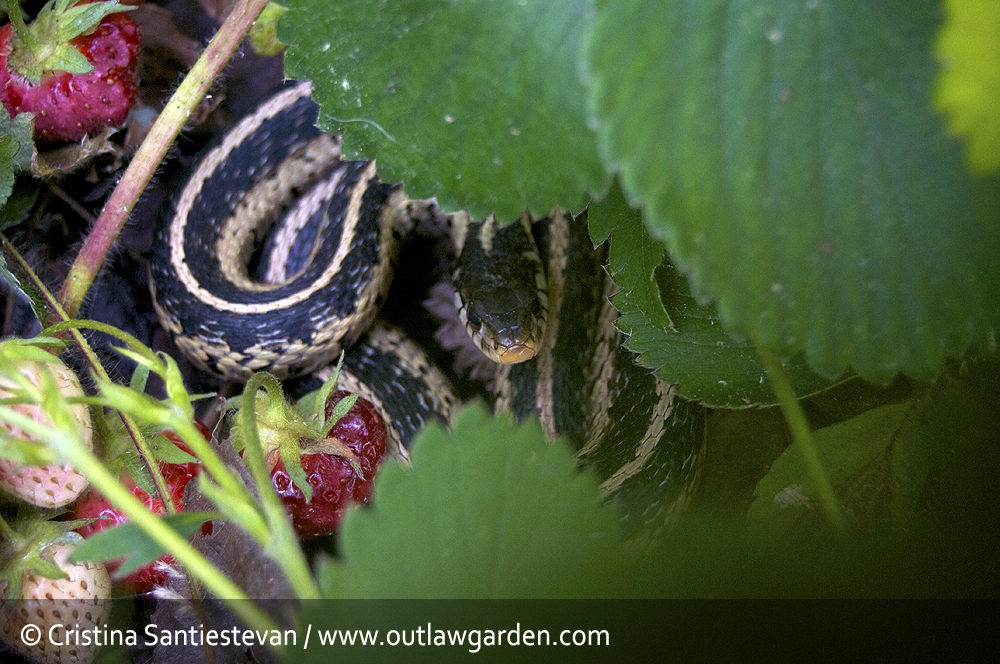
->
[935,0,1000,173]
[747,400,915,537]
[318,403,624,598]
[587,0,1000,384]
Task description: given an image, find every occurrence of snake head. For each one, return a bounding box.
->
[455,281,546,365]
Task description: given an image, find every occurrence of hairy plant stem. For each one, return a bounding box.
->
[757,343,847,536]
[1,233,176,516]
[55,0,273,320]
[4,0,32,43]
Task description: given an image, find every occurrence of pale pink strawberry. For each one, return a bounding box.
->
[0,353,93,509]
[0,542,111,664]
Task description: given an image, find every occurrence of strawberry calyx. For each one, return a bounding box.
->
[0,508,90,601]
[232,357,362,503]
[265,434,366,480]
[3,0,136,84]
[231,360,388,540]
[232,381,316,500]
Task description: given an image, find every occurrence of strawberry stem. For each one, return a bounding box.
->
[55,0,274,320]
[4,1,33,40]
[756,341,847,536]
[239,372,323,600]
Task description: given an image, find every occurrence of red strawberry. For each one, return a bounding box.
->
[268,391,387,539]
[0,1,140,142]
[71,422,207,593]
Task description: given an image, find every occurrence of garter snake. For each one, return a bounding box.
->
[150,81,705,536]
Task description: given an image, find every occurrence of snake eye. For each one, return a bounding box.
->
[467,308,482,328]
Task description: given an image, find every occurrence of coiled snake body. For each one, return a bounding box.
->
[150,82,705,536]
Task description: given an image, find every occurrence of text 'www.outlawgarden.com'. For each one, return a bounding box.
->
[305,622,610,653]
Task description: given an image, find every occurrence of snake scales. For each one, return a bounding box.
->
[150,81,705,537]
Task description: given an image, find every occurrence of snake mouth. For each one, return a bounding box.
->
[474,321,544,365]
[492,341,541,364]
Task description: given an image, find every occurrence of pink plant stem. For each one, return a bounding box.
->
[55,0,273,320]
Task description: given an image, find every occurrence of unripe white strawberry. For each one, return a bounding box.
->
[0,351,93,509]
[0,542,112,664]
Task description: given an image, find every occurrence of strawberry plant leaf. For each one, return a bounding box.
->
[69,512,218,578]
[590,185,837,406]
[148,433,198,466]
[279,0,607,221]
[120,449,156,497]
[618,262,841,407]
[934,0,1000,174]
[589,182,673,332]
[40,42,92,76]
[587,0,1000,384]
[318,403,625,598]
[321,393,357,438]
[747,400,915,538]
[55,0,135,43]
[0,135,17,204]
[746,362,1000,546]
[1,108,34,208]
[0,196,45,325]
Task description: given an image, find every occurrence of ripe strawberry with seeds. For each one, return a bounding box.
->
[269,391,387,539]
[233,371,389,540]
[0,0,140,142]
[71,423,207,593]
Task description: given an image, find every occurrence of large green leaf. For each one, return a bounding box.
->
[318,403,623,598]
[587,0,1000,383]
[279,0,607,221]
[935,0,1000,174]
